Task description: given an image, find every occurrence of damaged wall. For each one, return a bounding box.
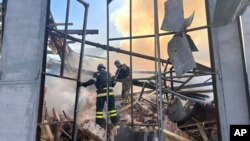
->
[0,0,48,141]
[207,0,250,141]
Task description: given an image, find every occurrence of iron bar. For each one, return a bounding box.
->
[36,121,68,128]
[164,79,184,83]
[178,89,213,93]
[204,77,212,83]
[153,0,164,140]
[36,0,51,140]
[109,25,209,41]
[0,0,7,43]
[138,82,146,101]
[205,0,221,140]
[163,88,209,104]
[48,28,211,71]
[141,97,157,105]
[170,67,174,89]
[50,22,73,26]
[57,29,99,35]
[163,62,169,99]
[44,72,78,81]
[129,0,134,129]
[123,123,158,127]
[146,82,209,104]
[174,72,197,91]
[170,67,174,100]
[106,1,110,140]
[72,1,89,141]
[177,82,213,89]
[60,0,71,76]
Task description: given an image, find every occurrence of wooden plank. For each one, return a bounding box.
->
[60,128,72,139]
[52,108,61,121]
[155,127,192,141]
[43,120,54,141]
[197,124,209,141]
[179,120,216,128]
[119,91,155,113]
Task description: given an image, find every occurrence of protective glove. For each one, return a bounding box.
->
[81,82,87,87]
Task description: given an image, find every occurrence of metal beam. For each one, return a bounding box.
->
[48,27,211,72]
[207,1,250,141]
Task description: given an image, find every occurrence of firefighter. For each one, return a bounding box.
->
[114,60,131,105]
[80,64,117,128]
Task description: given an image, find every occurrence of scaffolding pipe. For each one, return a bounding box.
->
[48,28,211,71]
[72,1,89,141]
[129,0,134,129]
[60,0,70,76]
[153,0,164,140]
[106,1,110,140]
[109,25,209,41]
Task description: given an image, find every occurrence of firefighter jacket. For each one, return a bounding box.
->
[115,64,130,79]
[81,70,115,94]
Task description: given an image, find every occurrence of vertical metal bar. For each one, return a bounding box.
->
[170,67,174,90]
[153,0,164,140]
[72,1,89,141]
[0,0,7,54]
[36,0,51,140]
[204,0,221,141]
[54,124,58,141]
[106,1,110,140]
[60,0,70,76]
[129,0,134,129]
[170,67,174,100]
[1,0,7,41]
[163,64,168,100]
[138,82,146,101]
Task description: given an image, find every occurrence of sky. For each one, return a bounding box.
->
[50,0,211,73]
[46,0,213,119]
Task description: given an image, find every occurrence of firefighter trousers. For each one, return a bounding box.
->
[95,94,117,128]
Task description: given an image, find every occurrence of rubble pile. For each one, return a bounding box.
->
[40,109,108,141]
[116,96,192,141]
[40,95,193,141]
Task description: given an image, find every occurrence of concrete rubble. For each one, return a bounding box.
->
[40,94,194,141]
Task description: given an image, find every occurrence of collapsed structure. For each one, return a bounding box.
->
[0,0,250,141]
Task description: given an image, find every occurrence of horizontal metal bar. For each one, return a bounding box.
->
[57,29,99,35]
[178,89,213,93]
[179,82,213,89]
[109,25,209,41]
[37,120,74,126]
[123,123,158,127]
[44,72,78,81]
[77,0,89,7]
[50,23,73,26]
[48,26,210,71]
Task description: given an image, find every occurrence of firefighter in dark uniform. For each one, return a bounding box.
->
[81,64,117,128]
[114,60,131,105]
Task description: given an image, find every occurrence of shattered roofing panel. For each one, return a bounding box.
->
[168,35,197,76]
[161,0,185,32]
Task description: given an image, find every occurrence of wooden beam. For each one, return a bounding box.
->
[155,127,192,141]
[197,124,209,141]
[53,108,61,121]
[43,120,54,141]
[118,91,155,113]
[179,120,216,129]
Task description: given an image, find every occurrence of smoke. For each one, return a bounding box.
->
[45,50,105,122]
[111,0,213,104]
[44,0,212,122]
[112,0,210,68]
